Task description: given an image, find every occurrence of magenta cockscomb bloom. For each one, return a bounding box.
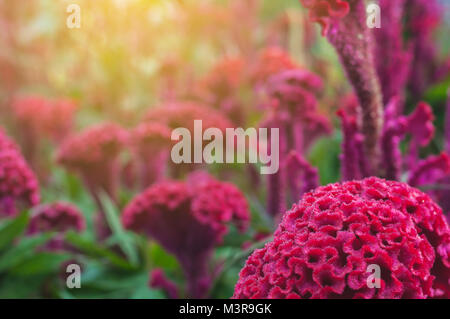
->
[145,102,232,177]
[27,202,85,251]
[11,96,77,169]
[199,56,246,125]
[234,177,450,299]
[57,123,127,208]
[250,47,299,87]
[300,0,383,171]
[122,174,250,298]
[129,122,172,188]
[0,129,40,217]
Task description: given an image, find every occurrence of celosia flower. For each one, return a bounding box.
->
[122,174,250,298]
[0,134,40,217]
[57,122,127,208]
[198,56,246,125]
[300,0,383,171]
[234,177,450,299]
[145,102,232,133]
[250,47,299,87]
[27,202,85,251]
[145,102,232,177]
[11,96,77,169]
[129,122,172,188]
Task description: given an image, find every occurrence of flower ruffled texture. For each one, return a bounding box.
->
[28,202,85,251]
[122,174,250,298]
[57,122,127,206]
[0,129,40,217]
[299,0,350,36]
[233,177,450,299]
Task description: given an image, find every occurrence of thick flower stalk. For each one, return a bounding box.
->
[57,123,127,209]
[27,202,85,251]
[149,269,179,299]
[122,174,250,298]
[300,0,384,172]
[0,129,40,217]
[234,177,450,299]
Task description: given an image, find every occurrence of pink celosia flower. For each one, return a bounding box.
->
[233,177,450,299]
[122,174,250,298]
[27,202,85,251]
[11,96,77,169]
[57,122,127,208]
[250,47,299,87]
[0,129,40,217]
[129,122,173,188]
[145,102,232,177]
[198,56,246,125]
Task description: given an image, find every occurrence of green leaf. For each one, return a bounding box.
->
[10,252,70,276]
[0,233,52,272]
[0,211,29,252]
[65,231,136,270]
[99,191,139,266]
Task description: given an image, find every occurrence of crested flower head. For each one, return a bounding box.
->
[12,96,77,141]
[234,177,450,299]
[57,122,127,169]
[28,202,85,234]
[145,102,232,133]
[27,202,85,251]
[250,47,299,86]
[0,150,40,217]
[122,173,250,297]
[57,123,127,207]
[130,122,172,156]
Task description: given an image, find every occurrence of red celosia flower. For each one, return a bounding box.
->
[28,202,85,234]
[27,202,85,251]
[57,122,127,206]
[145,102,232,176]
[122,174,250,298]
[129,122,173,188]
[145,102,232,133]
[300,0,350,35]
[12,96,77,142]
[233,177,450,299]
[0,148,40,217]
[250,47,299,86]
